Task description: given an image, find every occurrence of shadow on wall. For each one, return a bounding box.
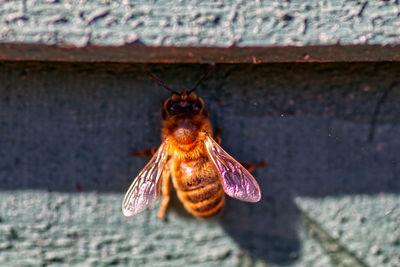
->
[0,62,399,264]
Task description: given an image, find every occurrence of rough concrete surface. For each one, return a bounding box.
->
[0,62,400,266]
[0,0,400,47]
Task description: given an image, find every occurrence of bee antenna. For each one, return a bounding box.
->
[188,66,215,94]
[149,73,181,95]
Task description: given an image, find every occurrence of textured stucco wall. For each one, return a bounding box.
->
[1,0,400,47]
[0,62,400,266]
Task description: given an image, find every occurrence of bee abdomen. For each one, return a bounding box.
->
[173,158,225,217]
[178,181,225,217]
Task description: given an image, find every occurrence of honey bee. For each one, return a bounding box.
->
[122,69,262,219]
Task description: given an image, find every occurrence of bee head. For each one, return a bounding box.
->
[149,68,213,119]
[162,90,205,118]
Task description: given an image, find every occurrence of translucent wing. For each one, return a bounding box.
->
[204,135,261,202]
[122,140,169,217]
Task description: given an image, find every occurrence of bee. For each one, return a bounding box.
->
[122,69,262,219]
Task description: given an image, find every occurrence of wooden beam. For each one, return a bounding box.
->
[1,44,400,63]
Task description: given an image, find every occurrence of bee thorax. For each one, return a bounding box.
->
[173,121,198,145]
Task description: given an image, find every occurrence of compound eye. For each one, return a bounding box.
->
[164,99,175,114]
[167,101,174,111]
[193,99,203,113]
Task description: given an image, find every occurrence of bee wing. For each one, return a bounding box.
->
[122,140,169,217]
[204,134,261,202]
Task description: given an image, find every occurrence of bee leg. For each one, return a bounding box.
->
[240,160,267,173]
[131,147,157,158]
[157,163,172,220]
[213,127,222,145]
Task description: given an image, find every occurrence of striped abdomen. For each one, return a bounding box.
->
[171,157,225,217]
